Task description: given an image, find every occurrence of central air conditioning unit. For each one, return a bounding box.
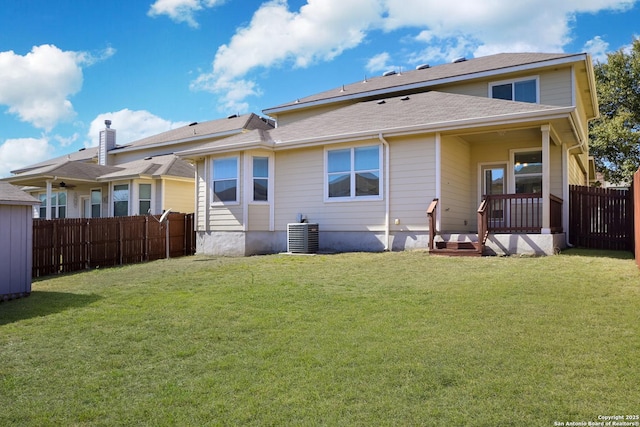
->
[287,223,319,254]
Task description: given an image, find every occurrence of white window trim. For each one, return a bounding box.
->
[324,143,383,203]
[135,181,154,215]
[211,155,240,206]
[249,154,272,204]
[488,75,540,103]
[38,190,67,219]
[509,147,543,194]
[111,181,132,217]
[90,188,102,218]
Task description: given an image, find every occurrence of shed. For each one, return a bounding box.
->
[0,182,40,301]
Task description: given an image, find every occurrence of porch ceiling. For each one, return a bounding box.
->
[452,118,577,147]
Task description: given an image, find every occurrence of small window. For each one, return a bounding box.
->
[91,189,102,218]
[139,183,152,214]
[113,184,129,217]
[327,145,380,200]
[491,78,537,103]
[38,192,66,218]
[514,151,542,193]
[212,157,238,203]
[253,157,269,202]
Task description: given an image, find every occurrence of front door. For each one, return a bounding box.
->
[482,165,506,228]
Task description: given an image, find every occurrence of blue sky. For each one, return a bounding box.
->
[0,0,639,177]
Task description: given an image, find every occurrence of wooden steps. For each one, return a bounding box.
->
[430,240,483,257]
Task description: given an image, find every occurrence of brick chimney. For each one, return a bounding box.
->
[98,120,116,166]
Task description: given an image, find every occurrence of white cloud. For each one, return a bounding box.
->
[0,44,115,132]
[192,0,383,112]
[86,109,189,147]
[148,0,225,28]
[366,52,393,73]
[583,36,610,62]
[192,0,637,110]
[0,137,53,178]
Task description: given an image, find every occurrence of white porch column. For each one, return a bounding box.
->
[541,125,551,234]
[45,180,52,220]
[435,132,442,231]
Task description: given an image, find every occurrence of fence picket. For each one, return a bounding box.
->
[32,214,195,277]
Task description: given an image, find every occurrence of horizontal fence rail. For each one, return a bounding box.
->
[484,193,563,233]
[569,185,633,251]
[32,213,195,278]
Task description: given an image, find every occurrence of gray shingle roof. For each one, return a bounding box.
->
[97,154,194,180]
[0,182,40,205]
[264,52,585,114]
[10,147,98,175]
[116,113,274,152]
[178,90,573,155]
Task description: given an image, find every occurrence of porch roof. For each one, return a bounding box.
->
[0,182,40,206]
[178,90,575,156]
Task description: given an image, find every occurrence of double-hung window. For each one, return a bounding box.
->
[91,189,102,218]
[38,192,66,219]
[139,183,152,214]
[252,157,269,202]
[212,157,238,203]
[490,77,538,103]
[514,150,542,193]
[327,145,380,200]
[113,184,129,217]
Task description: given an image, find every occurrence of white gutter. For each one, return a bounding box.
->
[378,133,391,251]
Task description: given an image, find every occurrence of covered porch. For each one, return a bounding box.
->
[427,120,589,256]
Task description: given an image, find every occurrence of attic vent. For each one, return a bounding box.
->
[401,96,410,101]
[377,100,386,105]
[452,57,467,63]
[416,64,430,70]
[382,70,397,77]
[188,122,198,126]
[227,114,238,119]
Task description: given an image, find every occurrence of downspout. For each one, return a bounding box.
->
[378,133,390,251]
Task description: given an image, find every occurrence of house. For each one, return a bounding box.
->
[177,52,598,256]
[0,182,40,301]
[2,114,274,219]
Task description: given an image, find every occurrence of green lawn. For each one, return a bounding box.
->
[1,250,639,426]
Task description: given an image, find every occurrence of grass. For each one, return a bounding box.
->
[1,249,639,426]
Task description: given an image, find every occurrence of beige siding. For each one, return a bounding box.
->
[206,153,244,231]
[274,144,386,231]
[437,81,487,97]
[388,135,437,230]
[163,180,195,214]
[549,143,563,197]
[248,204,270,230]
[274,102,352,126]
[440,136,472,231]
[195,160,207,230]
[539,68,573,107]
[569,155,587,186]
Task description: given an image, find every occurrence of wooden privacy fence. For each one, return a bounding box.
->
[635,170,640,268]
[32,213,195,277]
[569,185,633,251]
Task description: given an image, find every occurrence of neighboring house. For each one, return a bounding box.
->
[0,182,40,301]
[177,52,598,256]
[3,114,274,219]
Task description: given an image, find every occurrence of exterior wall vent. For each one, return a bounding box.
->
[287,223,319,254]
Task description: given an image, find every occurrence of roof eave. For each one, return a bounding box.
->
[263,54,588,116]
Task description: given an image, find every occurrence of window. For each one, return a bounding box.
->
[113,184,129,217]
[38,192,66,218]
[91,189,102,218]
[253,157,269,202]
[514,151,542,193]
[139,183,152,214]
[327,145,380,199]
[212,157,238,203]
[491,78,537,103]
